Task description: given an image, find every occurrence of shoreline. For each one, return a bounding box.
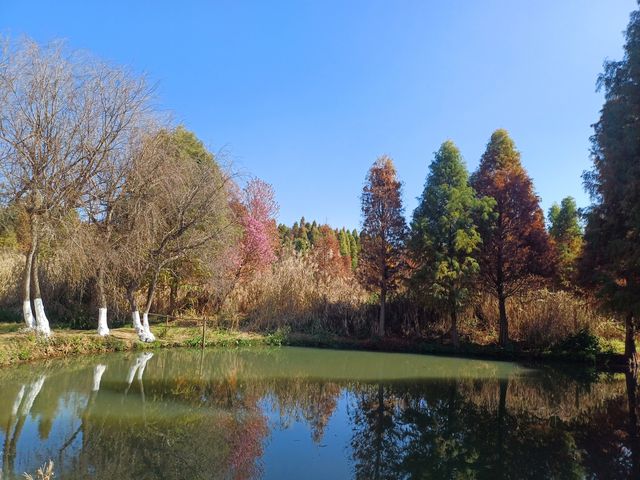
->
[0,323,630,371]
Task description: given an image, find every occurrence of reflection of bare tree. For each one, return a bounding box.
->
[92,365,107,393]
[125,352,153,395]
[1,375,46,478]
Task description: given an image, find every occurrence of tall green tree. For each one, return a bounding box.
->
[472,130,554,347]
[410,141,489,348]
[360,156,407,337]
[338,228,351,258]
[548,197,583,287]
[582,4,640,362]
[348,230,359,270]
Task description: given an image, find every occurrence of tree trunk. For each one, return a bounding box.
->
[127,282,145,340]
[379,285,386,337]
[96,265,109,336]
[92,364,107,392]
[2,385,25,475]
[498,291,508,347]
[626,370,640,479]
[497,378,508,476]
[169,275,179,314]
[625,311,638,368]
[374,383,384,480]
[31,250,51,336]
[141,268,160,342]
[450,306,460,349]
[21,234,36,330]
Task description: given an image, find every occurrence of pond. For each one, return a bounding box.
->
[0,347,638,479]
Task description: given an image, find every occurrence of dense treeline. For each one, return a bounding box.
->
[1,1,640,364]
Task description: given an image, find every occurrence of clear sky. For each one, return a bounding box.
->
[1,1,637,229]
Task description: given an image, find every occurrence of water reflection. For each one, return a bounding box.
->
[0,348,638,479]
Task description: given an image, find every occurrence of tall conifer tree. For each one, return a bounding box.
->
[582,5,640,362]
[548,197,583,287]
[360,156,407,336]
[410,141,489,348]
[472,130,553,347]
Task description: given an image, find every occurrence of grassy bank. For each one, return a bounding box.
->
[0,322,630,370]
[0,323,284,367]
[285,331,630,370]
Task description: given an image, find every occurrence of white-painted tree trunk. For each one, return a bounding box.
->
[11,385,26,417]
[23,300,35,330]
[97,308,109,336]
[22,375,46,415]
[33,298,51,337]
[132,310,144,337]
[136,352,153,380]
[126,352,153,389]
[126,360,139,388]
[141,313,156,342]
[92,364,107,392]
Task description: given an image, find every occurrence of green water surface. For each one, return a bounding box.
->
[0,347,636,479]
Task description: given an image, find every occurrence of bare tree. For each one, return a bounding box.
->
[82,120,159,336]
[0,38,152,336]
[114,127,235,341]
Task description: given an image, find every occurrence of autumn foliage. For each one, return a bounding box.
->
[359,156,407,337]
[471,130,554,346]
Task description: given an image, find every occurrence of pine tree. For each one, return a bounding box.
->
[410,141,489,348]
[548,197,583,287]
[582,5,640,361]
[348,230,359,270]
[472,130,554,347]
[338,228,351,257]
[360,155,407,337]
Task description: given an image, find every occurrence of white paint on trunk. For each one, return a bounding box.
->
[92,364,107,392]
[33,298,51,337]
[11,385,26,417]
[141,313,156,342]
[126,361,139,387]
[126,352,154,388]
[22,375,46,415]
[97,308,109,336]
[132,310,143,332]
[136,352,154,380]
[23,300,35,330]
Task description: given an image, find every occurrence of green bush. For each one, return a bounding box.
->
[553,329,601,362]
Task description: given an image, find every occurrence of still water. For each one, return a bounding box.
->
[0,347,638,479]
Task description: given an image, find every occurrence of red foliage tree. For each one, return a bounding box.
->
[471,130,554,346]
[359,156,407,337]
[313,225,348,278]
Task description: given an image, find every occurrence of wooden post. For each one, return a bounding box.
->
[201,317,206,350]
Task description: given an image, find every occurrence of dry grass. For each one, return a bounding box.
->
[0,250,21,304]
[466,289,620,349]
[226,251,368,334]
[23,460,55,480]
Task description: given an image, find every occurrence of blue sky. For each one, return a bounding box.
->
[1,1,636,229]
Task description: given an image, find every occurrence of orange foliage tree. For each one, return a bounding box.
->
[471,130,554,346]
[359,156,407,337]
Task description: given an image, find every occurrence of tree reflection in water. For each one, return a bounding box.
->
[0,348,638,479]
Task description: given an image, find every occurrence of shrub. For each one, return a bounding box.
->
[226,250,368,334]
[472,289,611,349]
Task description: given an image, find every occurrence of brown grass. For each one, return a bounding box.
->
[225,251,368,334]
[23,460,55,480]
[465,289,619,348]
